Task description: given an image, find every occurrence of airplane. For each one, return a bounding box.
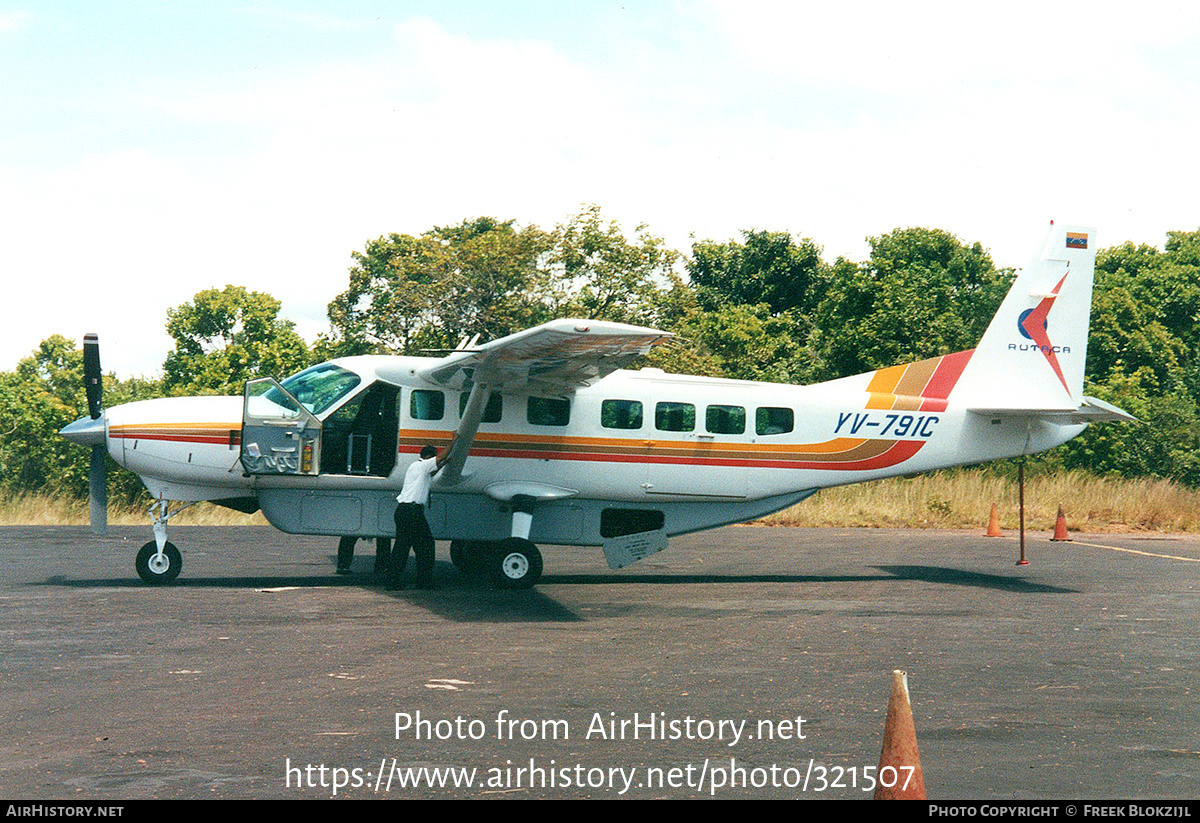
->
[60,222,1134,589]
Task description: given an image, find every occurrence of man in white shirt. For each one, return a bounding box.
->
[390,444,450,589]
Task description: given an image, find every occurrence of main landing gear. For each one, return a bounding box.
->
[449,538,543,590]
[134,499,197,585]
[447,494,545,590]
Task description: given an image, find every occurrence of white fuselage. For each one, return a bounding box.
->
[98,355,1083,545]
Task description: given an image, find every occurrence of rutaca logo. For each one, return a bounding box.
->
[1017,309,1046,340]
[1008,272,1071,393]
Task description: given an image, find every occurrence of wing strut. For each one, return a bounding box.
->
[438,379,492,484]
[410,318,673,486]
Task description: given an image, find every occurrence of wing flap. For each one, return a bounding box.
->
[421,318,672,395]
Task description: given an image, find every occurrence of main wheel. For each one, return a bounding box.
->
[490,538,543,590]
[450,540,492,576]
[136,541,182,585]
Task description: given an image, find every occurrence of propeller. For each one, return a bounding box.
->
[82,334,107,535]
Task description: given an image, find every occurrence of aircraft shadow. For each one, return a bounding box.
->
[539,565,1074,594]
[34,563,1073,625]
[874,565,1078,594]
[41,574,386,590]
[37,565,585,624]
[540,572,889,585]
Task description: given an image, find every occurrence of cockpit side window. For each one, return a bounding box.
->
[277,364,362,415]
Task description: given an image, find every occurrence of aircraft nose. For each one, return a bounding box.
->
[60,415,106,446]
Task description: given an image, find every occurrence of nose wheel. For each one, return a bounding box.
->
[134,499,198,584]
[136,541,182,584]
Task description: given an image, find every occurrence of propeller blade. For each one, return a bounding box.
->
[89,443,108,536]
[82,334,107,534]
[83,333,102,420]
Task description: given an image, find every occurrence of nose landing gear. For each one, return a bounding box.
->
[136,540,182,584]
[134,499,199,585]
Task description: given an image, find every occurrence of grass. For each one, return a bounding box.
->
[2,470,1197,532]
[0,493,266,527]
[758,469,1200,532]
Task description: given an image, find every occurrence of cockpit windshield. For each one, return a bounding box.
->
[275,363,362,415]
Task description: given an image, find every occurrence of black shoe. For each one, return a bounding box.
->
[335,568,352,576]
[414,578,435,590]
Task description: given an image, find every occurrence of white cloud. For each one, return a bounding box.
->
[0,10,30,32]
[232,5,375,31]
[704,1,1200,93]
[4,7,1200,378]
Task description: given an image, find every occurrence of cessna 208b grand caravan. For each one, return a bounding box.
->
[61,223,1132,589]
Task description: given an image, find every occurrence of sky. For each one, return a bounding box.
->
[3,1,1199,378]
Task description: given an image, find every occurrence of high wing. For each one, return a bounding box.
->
[418,319,673,482]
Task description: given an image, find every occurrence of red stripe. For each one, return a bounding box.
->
[112,432,230,445]
[921,349,973,400]
[405,440,925,472]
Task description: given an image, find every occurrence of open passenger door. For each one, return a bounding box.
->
[240,377,322,476]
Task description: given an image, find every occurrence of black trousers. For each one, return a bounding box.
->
[392,502,435,584]
[338,536,392,573]
[336,535,356,571]
[374,537,392,573]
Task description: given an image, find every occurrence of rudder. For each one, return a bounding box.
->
[954,222,1097,411]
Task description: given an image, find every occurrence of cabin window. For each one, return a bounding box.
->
[655,402,695,432]
[410,389,445,421]
[527,396,570,426]
[756,406,794,435]
[601,399,643,430]
[705,404,746,435]
[459,391,503,423]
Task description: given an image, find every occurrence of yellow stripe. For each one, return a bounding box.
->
[398,429,871,456]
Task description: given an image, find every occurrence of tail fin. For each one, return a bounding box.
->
[955,222,1096,411]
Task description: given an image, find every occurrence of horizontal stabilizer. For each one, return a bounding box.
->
[969,395,1136,425]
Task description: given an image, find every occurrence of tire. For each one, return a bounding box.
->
[136,541,182,585]
[450,540,489,575]
[490,538,542,590]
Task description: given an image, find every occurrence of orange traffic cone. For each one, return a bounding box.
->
[874,670,927,800]
[986,503,1001,537]
[1050,505,1071,542]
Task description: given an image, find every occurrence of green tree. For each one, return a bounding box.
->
[810,228,1012,380]
[1090,238,1200,390]
[326,208,683,356]
[163,286,310,396]
[0,336,99,497]
[326,218,554,355]
[549,205,680,326]
[688,229,827,316]
[431,217,557,344]
[1058,229,1200,484]
[0,337,160,502]
[656,303,812,384]
[651,228,831,384]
